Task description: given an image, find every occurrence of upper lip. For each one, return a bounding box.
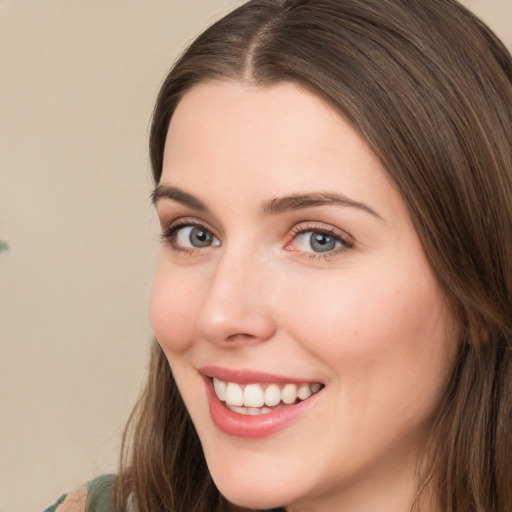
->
[199,365,323,385]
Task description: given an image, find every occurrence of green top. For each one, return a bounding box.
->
[43,475,116,512]
[43,493,67,512]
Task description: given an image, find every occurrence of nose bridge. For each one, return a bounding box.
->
[195,242,275,345]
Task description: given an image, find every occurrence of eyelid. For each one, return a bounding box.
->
[163,216,218,233]
[160,217,221,253]
[285,222,354,258]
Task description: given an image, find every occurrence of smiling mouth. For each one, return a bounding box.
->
[212,377,324,416]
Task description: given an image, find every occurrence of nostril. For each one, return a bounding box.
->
[225,332,262,343]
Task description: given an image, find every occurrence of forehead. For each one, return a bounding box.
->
[164,81,374,176]
[166,80,341,154]
[161,80,406,225]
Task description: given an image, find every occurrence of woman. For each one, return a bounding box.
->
[46,0,512,511]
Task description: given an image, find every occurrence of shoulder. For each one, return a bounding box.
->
[43,486,88,512]
[44,475,115,512]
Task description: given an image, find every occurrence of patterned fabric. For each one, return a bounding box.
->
[43,475,115,512]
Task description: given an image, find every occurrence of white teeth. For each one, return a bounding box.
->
[297,384,312,400]
[213,378,227,401]
[225,382,244,406]
[244,384,265,407]
[311,383,322,393]
[228,405,249,415]
[281,383,297,404]
[227,405,273,415]
[264,384,281,406]
[214,379,323,409]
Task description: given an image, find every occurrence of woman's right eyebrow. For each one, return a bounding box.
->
[151,185,208,211]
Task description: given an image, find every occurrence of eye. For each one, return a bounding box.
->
[161,221,220,252]
[285,224,353,257]
[295,231,340,253]
[176,225,218,248]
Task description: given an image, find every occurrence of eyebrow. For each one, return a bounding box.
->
[260,192,383,220]
[152,185,382,220]
[151,185,207,211]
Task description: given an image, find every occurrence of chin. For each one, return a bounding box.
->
[216,481,288,510]
[206,458,297,510]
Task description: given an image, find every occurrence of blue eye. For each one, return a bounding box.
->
[287,223,355,258]
[163,223,220,251]
[294,230,342,253]
[177,226,217,248]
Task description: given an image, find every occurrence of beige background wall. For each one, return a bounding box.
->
[0,1,510,511]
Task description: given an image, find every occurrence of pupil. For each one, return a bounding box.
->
[190,227,211,247]
[310,232,335,252]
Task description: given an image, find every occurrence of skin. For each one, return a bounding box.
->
[151,81,458,512]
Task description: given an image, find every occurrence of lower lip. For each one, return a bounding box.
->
[204,377,320,439]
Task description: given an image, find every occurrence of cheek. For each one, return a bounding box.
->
[279,266,457,460]
[280,262,456,390]
[150,260,199,354]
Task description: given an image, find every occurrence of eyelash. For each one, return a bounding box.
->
[286,223,354,260]
[160,217,219,255]
[160,219,354,260]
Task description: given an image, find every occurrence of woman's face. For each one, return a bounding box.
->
[151,81,458,511]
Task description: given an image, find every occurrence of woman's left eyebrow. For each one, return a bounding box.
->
[260,192,383,221]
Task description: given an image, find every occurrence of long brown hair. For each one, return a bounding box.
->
[114,1,512,511]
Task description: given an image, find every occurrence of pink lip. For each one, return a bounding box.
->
[200,365,319,385]
[200,369,323,439]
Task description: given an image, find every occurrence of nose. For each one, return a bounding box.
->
[195,249,276,346]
